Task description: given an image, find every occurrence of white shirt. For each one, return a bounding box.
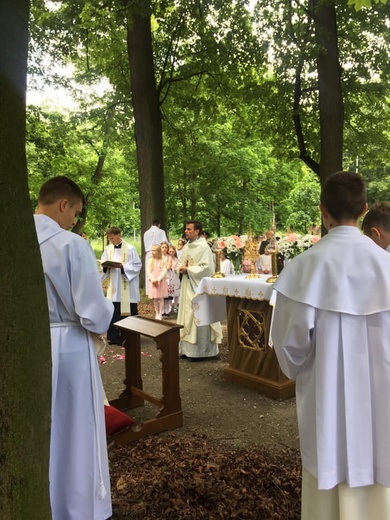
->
[143,225,168,252]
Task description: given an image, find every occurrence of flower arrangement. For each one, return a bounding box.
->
[215,235,247,272]
[277,233,320,259]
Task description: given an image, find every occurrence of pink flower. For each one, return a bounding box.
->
[286,233,299,242]
[218,240,226,249]
[312,236,320,243]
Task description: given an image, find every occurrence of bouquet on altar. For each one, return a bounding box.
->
[214,235,248,268]
[277,233,320,259]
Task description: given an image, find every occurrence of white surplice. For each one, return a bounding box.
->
[34,214,114,520]
[101,241,142,306]
[176,237,222,358]
[271,226,390,494]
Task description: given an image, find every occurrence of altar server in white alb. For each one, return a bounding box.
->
[34,176,114,520]
[101,226,142,345]
[362,201,390,252]
[176,220,222,359]
[143,219,168,292]
[271,171,390,520]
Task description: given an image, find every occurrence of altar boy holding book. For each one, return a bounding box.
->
[271,171,390,519]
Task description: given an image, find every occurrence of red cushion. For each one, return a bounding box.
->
[104,405,135,436]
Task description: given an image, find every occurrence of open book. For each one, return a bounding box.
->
[100,260,122,268]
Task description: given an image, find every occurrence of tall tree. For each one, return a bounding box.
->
[0,0,51,517]
[123,0,166,241]
[313,0,344,185]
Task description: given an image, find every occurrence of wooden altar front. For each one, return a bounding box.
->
[192,275,295,400]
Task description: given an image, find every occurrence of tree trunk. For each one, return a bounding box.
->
[0,1,52,517]
[312,0,344,187]
[124,0,166,284]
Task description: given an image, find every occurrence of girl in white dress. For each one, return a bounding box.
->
[168,245,181,312]
[161,241,173,315]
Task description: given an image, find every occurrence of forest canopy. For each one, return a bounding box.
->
[27,0,390,238]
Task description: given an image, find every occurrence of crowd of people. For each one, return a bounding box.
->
[34,172,390,519]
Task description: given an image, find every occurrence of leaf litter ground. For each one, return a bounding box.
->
[101,299,302,519]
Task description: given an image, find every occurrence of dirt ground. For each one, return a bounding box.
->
[100,300,302,518]
[100,304,299,453]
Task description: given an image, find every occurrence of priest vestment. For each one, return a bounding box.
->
[34,214,114,520]
[101,241,141,313]
[271,226,390,518]
[176,237,222,358]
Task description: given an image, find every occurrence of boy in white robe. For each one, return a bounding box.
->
[271,172,390,519]
[176,220,222,359]
[362,201,390,252]
[34,176,114,520]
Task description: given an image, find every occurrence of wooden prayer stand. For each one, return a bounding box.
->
[109,316,183,445]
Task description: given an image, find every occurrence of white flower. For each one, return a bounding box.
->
[278,233,320,259]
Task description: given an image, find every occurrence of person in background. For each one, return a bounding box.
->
[271,171,390,520]
[220,250,234,275]
[167,245,181,313]
[34,176,113,520]
[255,247,272,274]
[143,219,168,292]
[147,244,168,320]
[362,201,390,252]
[241,256,252,273]
[201,230,213,249]
[176,238,186,258]
[258,229,275,254]
[176,220,222,360]
[101,227,141,345]
[160,241,173,315]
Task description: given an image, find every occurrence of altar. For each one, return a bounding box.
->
[192,274,295,400]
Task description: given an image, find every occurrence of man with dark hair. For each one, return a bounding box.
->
[362,201,390,252]
[101,226,141,345]
[176,220,222,359]
[34,175,113,519]
[258,228,275,254]
[143,218,168,292]
[271,171,390,519]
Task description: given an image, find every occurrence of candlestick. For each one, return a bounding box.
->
[266,251,278,283]
[212,250,225,278]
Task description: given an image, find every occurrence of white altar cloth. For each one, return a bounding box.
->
[192,274,274,326]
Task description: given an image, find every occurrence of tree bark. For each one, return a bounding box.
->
[312,0,344,187]
[0,1,51,517]
[124,0,166,283]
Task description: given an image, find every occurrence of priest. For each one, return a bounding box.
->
[176,220,222,359]
[101,226,142,345]
[271,171,390,519]
[34,176,114,520]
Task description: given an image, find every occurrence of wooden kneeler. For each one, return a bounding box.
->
[109,316,183,445]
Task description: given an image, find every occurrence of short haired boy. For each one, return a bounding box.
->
[271,172,390,519]
[34,176,114,519]
[362,201,390,252]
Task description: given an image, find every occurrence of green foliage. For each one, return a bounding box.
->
[280,171,321,233]
[27,0,390,238]
[348,0,385,9]
[26,104,140,236]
